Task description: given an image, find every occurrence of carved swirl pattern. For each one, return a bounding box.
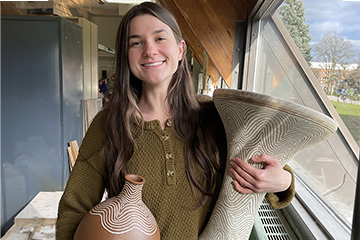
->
[89,180,158,236]
[199,89,337,240]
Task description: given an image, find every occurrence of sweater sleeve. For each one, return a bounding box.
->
[56,111,108,240]
[265,164,295,209]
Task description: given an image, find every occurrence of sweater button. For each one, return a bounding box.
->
[151,122,157,128]
[166,152,173,160]
[161,133,169,141]
[167,170,174,177]
[166,119,173,127]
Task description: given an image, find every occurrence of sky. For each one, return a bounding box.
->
[301,0,360,62]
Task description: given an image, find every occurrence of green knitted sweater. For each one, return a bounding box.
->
[56,99,295,240]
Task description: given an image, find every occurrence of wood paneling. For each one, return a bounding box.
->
[159,0,219,87]
[1,2,27,15]
[159,0,257,87]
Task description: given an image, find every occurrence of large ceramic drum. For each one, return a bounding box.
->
[199,89,338,240]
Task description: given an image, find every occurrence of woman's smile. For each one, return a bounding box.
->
[141,60,165,67]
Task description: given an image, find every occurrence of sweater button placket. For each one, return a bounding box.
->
[152,118,176,185]
[164,120,176,185]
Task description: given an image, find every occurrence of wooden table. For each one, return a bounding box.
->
[2,191,63,240]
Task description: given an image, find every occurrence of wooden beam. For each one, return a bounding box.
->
[160,0,256,88]
[159,0,203,63]
[159,0,220,87]
[173,0,232,84]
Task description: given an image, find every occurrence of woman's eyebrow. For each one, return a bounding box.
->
[153,29,167,35]
[129,29,168,39]
[129,34,141,40]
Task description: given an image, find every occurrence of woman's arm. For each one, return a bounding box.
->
[56,110,108,239]
[56,155,105,240]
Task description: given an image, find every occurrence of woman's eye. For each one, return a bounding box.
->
[130,41,141,47]
[157,37,165,41]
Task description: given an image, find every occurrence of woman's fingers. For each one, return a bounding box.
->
[232,178,255,194]
[229,154,291,193]
[230,158,258,192]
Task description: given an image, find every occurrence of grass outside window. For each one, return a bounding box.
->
[331,100,360,146]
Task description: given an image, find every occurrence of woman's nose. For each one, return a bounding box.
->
[142,42,158,57]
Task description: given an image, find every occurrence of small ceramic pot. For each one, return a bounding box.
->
[74,174,160,240]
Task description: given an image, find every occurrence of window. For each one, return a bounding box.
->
[243,0,358,238]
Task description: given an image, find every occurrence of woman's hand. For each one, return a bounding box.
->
[229,154,291,194]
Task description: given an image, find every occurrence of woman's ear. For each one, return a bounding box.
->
[178,40,186,61]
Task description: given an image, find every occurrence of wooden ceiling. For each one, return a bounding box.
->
[159,0,258,87]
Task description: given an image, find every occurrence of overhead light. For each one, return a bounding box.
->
[104,0,155,4]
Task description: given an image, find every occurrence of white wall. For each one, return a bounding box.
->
[90,15,122,81]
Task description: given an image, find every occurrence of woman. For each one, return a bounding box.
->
[56,2,294,239]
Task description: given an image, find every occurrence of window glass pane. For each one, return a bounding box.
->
[253,14,357,226]
[277,0,360,147]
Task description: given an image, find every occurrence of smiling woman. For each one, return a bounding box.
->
[55,2,296,240]
[4,1,359,239]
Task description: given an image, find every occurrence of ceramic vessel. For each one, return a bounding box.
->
[199,89,338,240]
[74,174,160,240]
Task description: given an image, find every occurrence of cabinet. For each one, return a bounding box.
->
[1,15,83,235]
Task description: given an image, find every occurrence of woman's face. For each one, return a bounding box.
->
[128,14,185,89]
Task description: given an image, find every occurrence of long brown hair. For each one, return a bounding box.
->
[105,2,219,207]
